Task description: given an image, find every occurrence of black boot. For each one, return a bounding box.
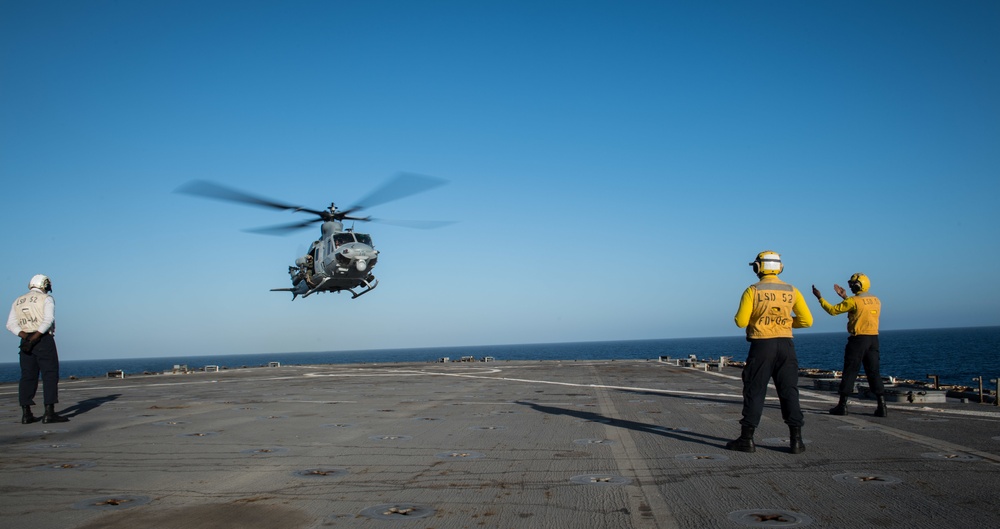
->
[874,396,888,417]
[829,395,849,416]
[21,406,36,424]
[42,404,69,423]
[789,426,805,454]
[726,425,756,453]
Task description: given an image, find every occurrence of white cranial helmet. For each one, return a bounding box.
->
[749,251,783,276]
[29,274,52,293]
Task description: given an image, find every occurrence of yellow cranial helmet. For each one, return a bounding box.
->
[750,251,783,276]
[29,274,52,293]
[848,273,870,293]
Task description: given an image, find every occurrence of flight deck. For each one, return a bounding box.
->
[2,359,998,528]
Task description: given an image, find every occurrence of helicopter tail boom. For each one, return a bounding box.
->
[270,287,301,300]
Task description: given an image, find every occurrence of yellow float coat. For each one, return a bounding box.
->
[734,276,812,339]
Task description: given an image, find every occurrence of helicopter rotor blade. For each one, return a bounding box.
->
[340,172,448,216]
[243,218,323,236]
[177,174,451,233]
[367,218,457,230]
[175,180,327,217]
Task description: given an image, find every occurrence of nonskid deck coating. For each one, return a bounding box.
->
[1,360,998,528]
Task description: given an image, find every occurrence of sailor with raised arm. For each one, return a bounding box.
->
[812,273,886,417]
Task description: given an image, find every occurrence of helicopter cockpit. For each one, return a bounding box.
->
[325,229,378,273]
[333,232,374,248]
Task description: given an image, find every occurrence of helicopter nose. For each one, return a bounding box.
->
[338,246,378,272]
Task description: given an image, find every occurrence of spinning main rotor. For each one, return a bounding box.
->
[176,172,450,235]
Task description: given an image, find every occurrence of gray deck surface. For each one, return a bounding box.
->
[2,359,998,528]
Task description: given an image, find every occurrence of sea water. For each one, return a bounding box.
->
[1,326,997,387]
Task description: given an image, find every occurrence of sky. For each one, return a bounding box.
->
[1,1,998,361]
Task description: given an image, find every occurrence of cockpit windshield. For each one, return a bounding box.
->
[333,233,355,248]
[333,233,374,248]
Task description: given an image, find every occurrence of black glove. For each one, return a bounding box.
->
[18,332,42,354]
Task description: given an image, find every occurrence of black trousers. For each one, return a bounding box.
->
[18,334,60,406]
[838,334,884,396]
[740,338,804,428]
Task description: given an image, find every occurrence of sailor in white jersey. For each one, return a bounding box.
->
[6,274,68,424]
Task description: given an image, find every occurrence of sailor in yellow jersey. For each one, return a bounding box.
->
[812,273,886,417]
[728,251,813,454]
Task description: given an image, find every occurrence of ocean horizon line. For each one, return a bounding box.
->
[1,325,997,366]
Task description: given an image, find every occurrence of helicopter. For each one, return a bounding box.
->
[177,173,449,300]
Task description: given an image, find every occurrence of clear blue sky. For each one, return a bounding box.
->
[2,1,997,361]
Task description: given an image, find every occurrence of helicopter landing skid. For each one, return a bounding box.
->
[300,277,332,299]
[272,276,378,300]
[347,277,378,299]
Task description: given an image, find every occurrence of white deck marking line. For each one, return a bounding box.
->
[275,400,358,404]
[393,368,741,399]
[386,367,1000,420]
[0,379,226,395]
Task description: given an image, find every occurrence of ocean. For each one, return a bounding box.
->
[1,326,998,388]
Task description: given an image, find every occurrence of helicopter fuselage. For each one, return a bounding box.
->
[179,172,447,301]
[274,220,380,299]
